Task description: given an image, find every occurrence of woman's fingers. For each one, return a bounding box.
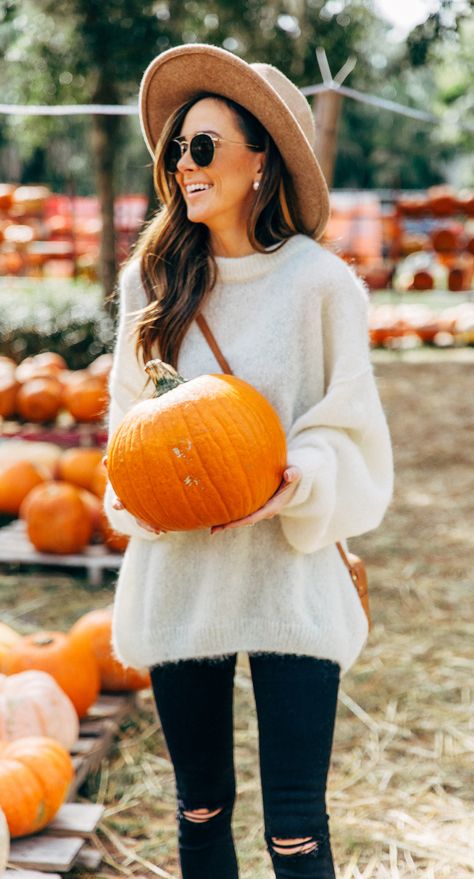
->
[211,465,302,534]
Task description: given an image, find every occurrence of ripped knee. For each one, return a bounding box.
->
[271,836,318,856]
[181,805,224,824]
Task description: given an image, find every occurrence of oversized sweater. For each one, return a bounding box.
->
[104,234,393,674]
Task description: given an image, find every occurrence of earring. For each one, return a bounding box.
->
[253,180,260,191]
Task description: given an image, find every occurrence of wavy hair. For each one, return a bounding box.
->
[129,93,310,369]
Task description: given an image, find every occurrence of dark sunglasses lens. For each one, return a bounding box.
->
[165,140,182,173]
[190,134,214,167]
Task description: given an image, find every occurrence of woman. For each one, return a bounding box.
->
[105,44,393,879]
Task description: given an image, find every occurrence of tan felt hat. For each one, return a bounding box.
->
[139,44,330,240]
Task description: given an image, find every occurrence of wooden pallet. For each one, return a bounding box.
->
[0,418,107,449]
[5,692,137,875]
[0,520,122,585]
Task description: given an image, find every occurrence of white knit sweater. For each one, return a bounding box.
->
[105,234,393,674]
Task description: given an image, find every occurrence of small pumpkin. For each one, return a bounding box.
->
[15,353,65,384]
[98,508,129,553]
[0,670,79,748]
[0,804,9,872]
[70,608,149,691]
[16,376,63,422]
[63,374,108,422]
[0,374,19,419]
[2,630,100,718]
[0,460,48,516]
[90,459,108,498]
[57,447,104,490]
[0,735,73,837]
[24,481,93,554]
[107,360,287,532]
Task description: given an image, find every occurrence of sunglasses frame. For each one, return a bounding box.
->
[165,131,261,174]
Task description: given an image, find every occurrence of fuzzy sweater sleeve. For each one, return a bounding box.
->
[279,257,393,553]
[103,260,161,541]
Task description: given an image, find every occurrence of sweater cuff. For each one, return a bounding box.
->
[281,447,320,511]
[103,484,162,542]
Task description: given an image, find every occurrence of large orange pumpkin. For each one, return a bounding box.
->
[16,376,63,422]
[24,481,93,553]
[57,447,104,490]
[0,460,47,516]
[70,608,149,691]
[107,360,287,532]
[0,736,73,837]
[2,631,99,718]
[63,374,108,422]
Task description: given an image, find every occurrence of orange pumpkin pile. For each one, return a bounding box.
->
[0,351,111,425]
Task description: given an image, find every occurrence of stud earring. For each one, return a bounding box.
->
[253,180,260,191]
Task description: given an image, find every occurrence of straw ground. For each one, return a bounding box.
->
[1,359,472,878]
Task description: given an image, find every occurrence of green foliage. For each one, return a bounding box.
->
[0,278,115,368]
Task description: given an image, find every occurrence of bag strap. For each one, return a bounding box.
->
[196,314,233,374]
[195,313,355,577]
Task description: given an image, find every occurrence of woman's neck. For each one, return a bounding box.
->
[209,227,257,258]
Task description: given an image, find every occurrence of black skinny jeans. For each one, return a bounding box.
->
[150,652,340,879]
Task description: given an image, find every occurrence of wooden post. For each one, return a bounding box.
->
[312,89,343,188]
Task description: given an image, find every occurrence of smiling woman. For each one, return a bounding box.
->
[103,43,393,879]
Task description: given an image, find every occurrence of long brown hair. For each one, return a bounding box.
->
[130,93,310,369]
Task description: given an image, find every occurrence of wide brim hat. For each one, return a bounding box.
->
[139,44,330,240]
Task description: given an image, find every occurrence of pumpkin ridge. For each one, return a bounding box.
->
[124,413,155,526]
[138,412,177,530]
[233,394,287,503]
[208,402,254,518]
[178,402,231,527]
[232,391,282,507]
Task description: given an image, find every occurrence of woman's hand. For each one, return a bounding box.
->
[210,466,302,535]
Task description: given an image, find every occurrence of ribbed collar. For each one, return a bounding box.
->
[213,234,310,283]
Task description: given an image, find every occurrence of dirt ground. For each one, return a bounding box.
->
[1,359,473,878]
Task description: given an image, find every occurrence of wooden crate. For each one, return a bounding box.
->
[5,692,137,875]
[0,520,122,585]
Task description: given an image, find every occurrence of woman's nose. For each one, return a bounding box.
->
[176,143,197,173]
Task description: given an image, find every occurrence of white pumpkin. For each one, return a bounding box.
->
[0,670,79,750]
[0,806,9,874]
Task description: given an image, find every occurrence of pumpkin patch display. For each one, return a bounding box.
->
[2,630,100,718]
[107,359,287,532]
[23,481,93,553]
[0,670,79,748]
[0,736,73,837]
[70,608,149,691]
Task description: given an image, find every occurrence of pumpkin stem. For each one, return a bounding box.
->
[145,359,186,397]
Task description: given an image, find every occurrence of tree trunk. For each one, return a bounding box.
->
[90,79,121,311]
[312,90,343,188]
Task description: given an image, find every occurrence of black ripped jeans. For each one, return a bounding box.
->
[150,653,340,878]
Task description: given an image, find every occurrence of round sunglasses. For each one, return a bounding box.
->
[164,132,260,174]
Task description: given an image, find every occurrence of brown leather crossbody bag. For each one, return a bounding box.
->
[195,313,371,629]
